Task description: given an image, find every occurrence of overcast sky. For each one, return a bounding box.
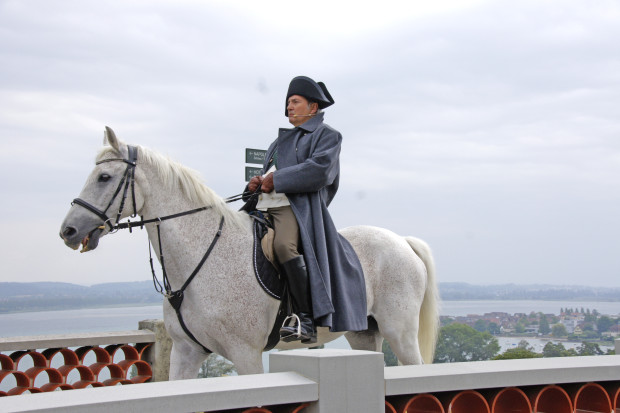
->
[1,0,619,288]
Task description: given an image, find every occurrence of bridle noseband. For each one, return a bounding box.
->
[72,145,139,232]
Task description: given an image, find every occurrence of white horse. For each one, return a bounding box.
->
[59,127,439,378]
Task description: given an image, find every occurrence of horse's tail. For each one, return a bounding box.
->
[404,236,440,364]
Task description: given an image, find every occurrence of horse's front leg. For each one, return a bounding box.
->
[168,340,208,380]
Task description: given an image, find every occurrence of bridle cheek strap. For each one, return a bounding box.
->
[72,146,138,231]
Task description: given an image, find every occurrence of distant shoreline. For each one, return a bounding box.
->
[0,301,162,315]
[2,298,619,316]
[2,280,620,314]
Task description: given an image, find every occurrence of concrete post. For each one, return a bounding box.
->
[139,319,172,382]
[615,338,620,355]
[269,349,385,413]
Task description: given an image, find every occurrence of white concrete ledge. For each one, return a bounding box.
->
[0,372,318,413]
[385,354,620,396]
[0,330,155,352]
[270,349,385,413]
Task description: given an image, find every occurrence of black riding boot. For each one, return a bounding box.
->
[279,255,317,344]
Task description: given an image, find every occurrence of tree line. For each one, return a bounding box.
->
[382,322,614,366]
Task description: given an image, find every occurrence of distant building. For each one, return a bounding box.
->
[602,324,620,338]
[559,314,584,334]
[525,325,539,334]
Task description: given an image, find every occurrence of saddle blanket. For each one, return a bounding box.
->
[252,219,284,300]
[251,218,289,351]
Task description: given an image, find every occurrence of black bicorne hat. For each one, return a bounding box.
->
[285,76,334,116]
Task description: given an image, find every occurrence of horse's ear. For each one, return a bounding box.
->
[104,126,120,151]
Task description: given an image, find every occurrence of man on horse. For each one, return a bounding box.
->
[246,76,368,343]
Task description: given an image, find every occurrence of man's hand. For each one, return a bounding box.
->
[248,175,263,192]
[261,173,274,193]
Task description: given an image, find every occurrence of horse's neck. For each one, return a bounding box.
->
[137,165,250,289]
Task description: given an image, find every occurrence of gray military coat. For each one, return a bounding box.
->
[265,113,368,332]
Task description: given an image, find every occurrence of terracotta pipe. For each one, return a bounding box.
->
[30,367,63,390]
[439,390,490,413]
[390,393,445,413]
[41,348,79,369]
[611,388,620,412]
[289,404,310,413]
[483,387,531,413]
[77,346,112,377]
[385,400,398,413]
[525,384,572,413]
[5,371,30,396]
[109,344,140,364]
[1,353,15,374]
[75,346,112,365]
[566,382,612,413]
[117,359,153,383]
[0,354,14,390]
[600,382,620,412]
[39,383,74,392]
[13,350,47,381]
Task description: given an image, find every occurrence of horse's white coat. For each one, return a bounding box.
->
[60,128,440,378]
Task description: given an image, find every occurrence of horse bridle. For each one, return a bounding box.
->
[72,145,139,232]
[69,145,262,354]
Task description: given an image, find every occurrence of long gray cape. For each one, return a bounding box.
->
[266,113,368,332]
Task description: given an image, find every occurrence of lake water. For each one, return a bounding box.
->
[1,300,617,379]
[2,300,619,338]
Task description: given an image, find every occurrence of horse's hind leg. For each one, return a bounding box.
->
[377,313,424,365]
[345,317,384,352]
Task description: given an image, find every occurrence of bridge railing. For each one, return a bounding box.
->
[1,323,620,413]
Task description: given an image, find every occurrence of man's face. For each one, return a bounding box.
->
[287,94,318,127]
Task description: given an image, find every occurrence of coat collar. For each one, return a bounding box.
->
[278,112,325,135]
[297,112,324,132]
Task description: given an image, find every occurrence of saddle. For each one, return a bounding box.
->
[249,213,288,351]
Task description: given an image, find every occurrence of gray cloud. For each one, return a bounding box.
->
[1,0,618,287]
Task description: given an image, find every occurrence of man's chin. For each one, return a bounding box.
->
[288,115,302,126]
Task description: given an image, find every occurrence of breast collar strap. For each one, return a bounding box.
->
[150,216,225,355]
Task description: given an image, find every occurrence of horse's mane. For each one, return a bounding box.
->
[97,145,248,229]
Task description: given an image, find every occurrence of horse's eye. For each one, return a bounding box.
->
[98,174,111,182]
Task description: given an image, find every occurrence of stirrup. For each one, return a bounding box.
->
[280,314,302,342]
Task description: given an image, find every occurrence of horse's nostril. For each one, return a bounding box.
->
[62,226,77,238]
